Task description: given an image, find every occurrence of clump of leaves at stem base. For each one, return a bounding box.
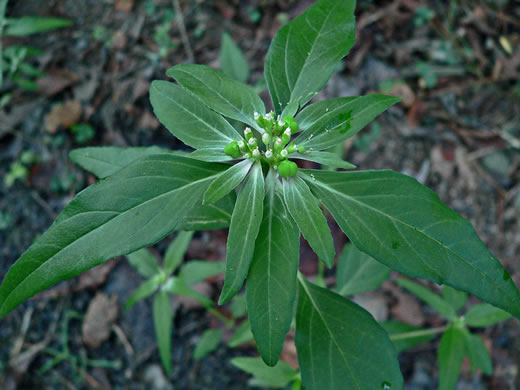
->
[1,1,519,390]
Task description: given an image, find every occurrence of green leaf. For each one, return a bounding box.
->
[381,321,435,354]
[126,248,161,279]
[220,32,250,84]
[438,327,466,390]
[230,293,248,319]
[464,303,512,328]
[396,278,456,320]
[228,319,254,347]
[178,260,225,286]
[176,194,235,231]
[0,155,226,317]
[293,95,401,151]
[153,290,173,374]
[462,329,492,375]
[167,64,264,130]
[303,169,520,319]
[336,244,390,296]
[124,278,160,310]
[193,328,223,360]
[231,357,297,389]
[442,285,467,312]
[150,80,241,152]
[283,176,334,267]
[204,159,253,204]
[188,149,234,162]
[69,146,184,179]
[165,277,213,307]
[5,17,72,36]
[296,275,403,390]
[70,147,236,231]
[219,162,264,304]
[264,0,356,113]
[291,151,356,170]
[164,231,194,275]
[246,169,300,366]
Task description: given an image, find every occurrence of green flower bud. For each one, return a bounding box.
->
[289,121,299,133]
[224,141,241,158]
[287,143,297,154]
[283,115,296,124]
[238,140,248,152]
[262,132,271,145]
[244,127,253,141]
[282,128,291,145]
[248,137,258,150]
[274,137,283,152]
[278,160,298,178]
[297,145,306,153]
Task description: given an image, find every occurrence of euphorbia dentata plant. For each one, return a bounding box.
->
[1,0,519,388]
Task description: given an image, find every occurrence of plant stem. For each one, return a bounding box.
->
[207,306,234,327]
[389,326,448,341]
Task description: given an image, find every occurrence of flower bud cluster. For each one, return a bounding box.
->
[223,111,306,178]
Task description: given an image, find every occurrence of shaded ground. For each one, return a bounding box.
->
[1,0,519,389]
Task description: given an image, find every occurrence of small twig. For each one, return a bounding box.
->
[172,0,194,63]
[30,190,57,219]
[11,307,34,357]
[389,326,448,341]
[112,324,135,356]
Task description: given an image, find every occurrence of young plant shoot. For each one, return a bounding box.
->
[0,0,519,389]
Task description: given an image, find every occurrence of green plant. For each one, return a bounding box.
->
[1,1,519,389]
[123,231,226,373]
[4,149,37,188]
[0,0,71,90]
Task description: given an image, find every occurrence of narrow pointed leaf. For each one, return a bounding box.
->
[462,329,492,375]
[438,327,466,390]
[381,321,435,354]
[124,278,160,310]
[150,80,241,151]
[153,290,173,374]
[126,248,161,278]
[178,260,225,286]
[70,146,183,179]
[228,319,254,347]
[164,231,194,275]
[442,286,467,312]
[231,357,297,389]
[220,33,250,83]
[219,162,264,304]
[264,0,356,113]
[303,169,520,318]
[193,329,223,360]
[71,147,234,231]
[204,159,253,204]
[396,278,456,320]
[247,169,300,366]
[165,277,213,307]
[296,275,403,390]
[464,303,512,328]
[291,151,356,170]
[283,176,335,267]
[167,64,264,129]
[5,17,72,36]
[176,194,235,231]
[336,244,390,296]
[0,155,226,317]
[293,95,400,151]
[188,149,234,162]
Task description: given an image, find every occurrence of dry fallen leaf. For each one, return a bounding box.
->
[37,69,79,96]
[44,100,82,133]
[115,0,135,11]
[82,293,119,349]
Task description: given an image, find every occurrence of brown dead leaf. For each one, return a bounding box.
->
[37,69,79,96]
[44,100,82,133]
[115,0,135,11]
[82,293,119,349]
[111,30,127,50]
[384,282,425,326]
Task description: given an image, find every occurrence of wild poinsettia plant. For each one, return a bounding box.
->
[1,0,519,389]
